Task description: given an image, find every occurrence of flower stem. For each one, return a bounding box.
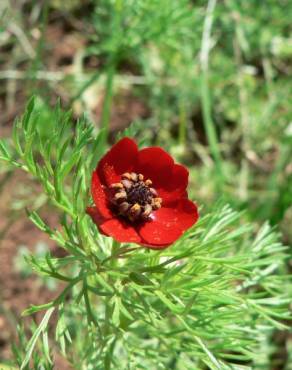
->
[103,240,121,369]
[29,0,49,94]
[100,59,116,146]
[178,100,187,147]
[200,0,224,191]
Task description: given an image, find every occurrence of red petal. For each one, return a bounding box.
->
[97,137,138,186]
[86,206,106,225]
[135,147,174,188]
[91,171,113,219]
[138,220,182,249]
[157,164,189,204]
[171,164,189,188]
[152,199,199,232]
[99,218,142,244]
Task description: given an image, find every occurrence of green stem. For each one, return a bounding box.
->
[104,337,117,370]
[232,11,250,201]
[200,0,224,190]
[102,240,120,356]
[28,0,49,94]
[178,100,187,146]
[200,72,223,181]
[100,59,117,146]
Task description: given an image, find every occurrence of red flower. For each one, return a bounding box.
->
[87,137,199,249]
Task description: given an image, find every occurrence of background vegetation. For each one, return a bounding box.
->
[0,0,291,369]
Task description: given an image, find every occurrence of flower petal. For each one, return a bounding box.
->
[99,218,142,243]
[91,171,113,219]
[86,206,106,225]
[97,137,138,186]
[152,199,199,232]
[138,220,182,249]
[135,147,174,188]
[171,164,189,189]
[157,164,189,204]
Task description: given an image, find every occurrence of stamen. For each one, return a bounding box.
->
[114,191,127,201]
[142,204,152,219]
[130,172,138,182]
[152,197,162,210]
[129,203,141,220]
[145,179,152,186]
[122,173,132,180]
[110,172,162,222]
[121,179,132,189]
[110,182,123,189]
[119,202,130,213]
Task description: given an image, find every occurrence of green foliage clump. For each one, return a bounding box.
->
[0,100,290,369]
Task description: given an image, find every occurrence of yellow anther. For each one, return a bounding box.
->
[145,179,152,186]
[142,204,152,219]
[122,172,132,180]
[121,179,132,189]
[129,203,142,219]
[110,182,124,189]
[130,172,138,182]
[119,202,130,213]
[114,191,127,201]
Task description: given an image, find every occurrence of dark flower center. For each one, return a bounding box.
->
[126,182,152,205]
[109,172,162,222]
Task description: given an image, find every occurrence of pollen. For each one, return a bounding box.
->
[110,172,162,222]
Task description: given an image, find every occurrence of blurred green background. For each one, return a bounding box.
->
[0,0,291,368]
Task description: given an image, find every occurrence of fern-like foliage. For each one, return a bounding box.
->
[0,99,290,370]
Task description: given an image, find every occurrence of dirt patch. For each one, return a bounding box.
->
[92,89,149,140]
